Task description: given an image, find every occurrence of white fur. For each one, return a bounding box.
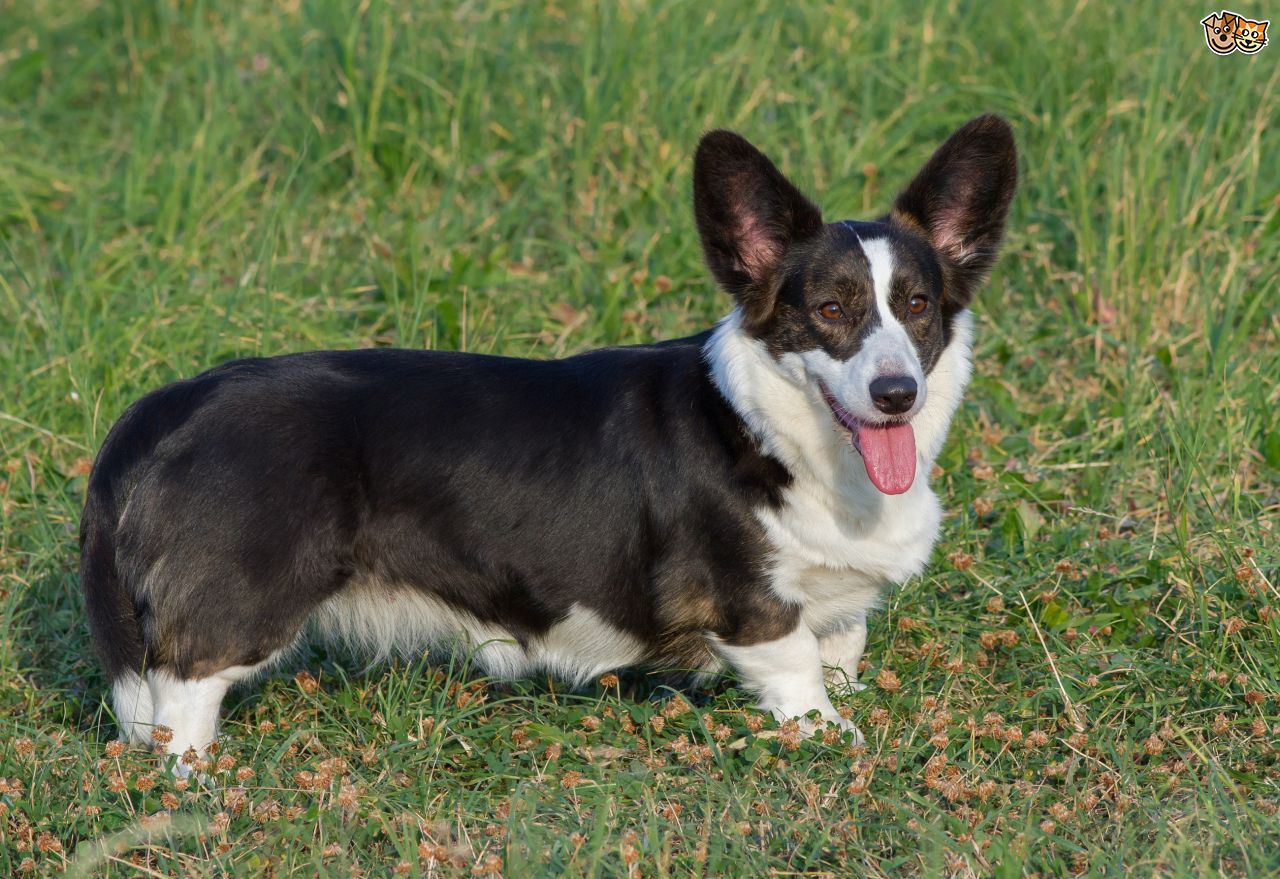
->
[819,611,869,692]
[313,581,645,686]
[111,671,154,747]
[702,273,971,733]
[861,234,894,306]
[713,627,860,740]
[531,605,649,683]
[141,660,279,776]
[149,668,242,757]
[115,586,644,770]
[112,648,292,772]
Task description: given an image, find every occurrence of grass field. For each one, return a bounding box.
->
[2,1,1278,876]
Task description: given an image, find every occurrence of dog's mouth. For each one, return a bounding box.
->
[820,384,917,495]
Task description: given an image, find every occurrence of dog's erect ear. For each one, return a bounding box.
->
[892,115,1017,309]
[693,131,823,330]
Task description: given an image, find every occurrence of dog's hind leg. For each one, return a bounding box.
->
[146,657,282,775]
[110,670,155,746]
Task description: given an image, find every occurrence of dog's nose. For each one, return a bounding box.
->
[869,376,917,414]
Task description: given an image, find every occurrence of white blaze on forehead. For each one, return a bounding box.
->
[849,234,925,399]
[857,235,897,325]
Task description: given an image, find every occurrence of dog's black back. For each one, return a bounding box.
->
[83,339,803,685]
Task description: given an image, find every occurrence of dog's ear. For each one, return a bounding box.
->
[693,131,823,331]
[892,115,1017,309]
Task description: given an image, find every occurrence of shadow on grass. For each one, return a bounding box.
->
[227,639,735,718]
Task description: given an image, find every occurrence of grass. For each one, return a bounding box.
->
[1,0,1277,875]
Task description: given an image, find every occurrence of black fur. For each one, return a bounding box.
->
[83,339,800,682]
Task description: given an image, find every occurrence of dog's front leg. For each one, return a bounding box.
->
[819,611,869,693]
[716,625,862,742]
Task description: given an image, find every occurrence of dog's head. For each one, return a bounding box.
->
[1203,13,1239,54]
[693,116,1017,494]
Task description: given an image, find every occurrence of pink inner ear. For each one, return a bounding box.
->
[934,208,975,265]
[932,180,981,266]
[732,209,781,283]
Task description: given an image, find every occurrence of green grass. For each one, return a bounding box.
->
[1,1,1278,875]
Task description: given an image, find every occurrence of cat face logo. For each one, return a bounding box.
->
[1233,15,1269,52]
[1202,12,1240,53]
[1204,10,1270,53]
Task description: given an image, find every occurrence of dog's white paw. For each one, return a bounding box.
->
[773,709,863,744]
[830,715,865,746]
[827,677,868,695]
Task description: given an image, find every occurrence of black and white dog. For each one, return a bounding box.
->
[81,116,1016,763]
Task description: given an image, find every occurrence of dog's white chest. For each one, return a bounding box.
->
[759,480,943,636]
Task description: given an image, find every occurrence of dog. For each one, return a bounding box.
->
[81,116,1016,768]
[1203,12,1240,54]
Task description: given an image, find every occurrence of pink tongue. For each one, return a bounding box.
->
[855,422,917,495]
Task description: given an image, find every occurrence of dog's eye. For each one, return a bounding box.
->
[907,295,929,315]
[817,302,844,320]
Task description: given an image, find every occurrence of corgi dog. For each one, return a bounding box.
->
[81,116,1016,770]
